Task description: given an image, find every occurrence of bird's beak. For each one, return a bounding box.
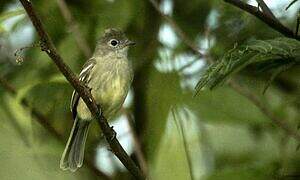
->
[125,40,136,46]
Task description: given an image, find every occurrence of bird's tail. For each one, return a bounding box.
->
[60,117,90,172]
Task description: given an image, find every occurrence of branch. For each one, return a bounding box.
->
[149,0,300,142]
[55,0,148,174]
[224,0,300,40]
[0,76,110,179]
[55,0,92,58]
[18,0,144,179]
[255,0,277,22]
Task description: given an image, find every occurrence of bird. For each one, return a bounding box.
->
[60,28,135,172]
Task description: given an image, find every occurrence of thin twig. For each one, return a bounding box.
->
[14,43,40,65]
[56,0,148,165]
[0,76,110,179]
[224,0,300,40]
[149,0,300,142]
[149,0,205,57]
[18,0,144,179]
[55,0,92,58]
[255,0,277,22]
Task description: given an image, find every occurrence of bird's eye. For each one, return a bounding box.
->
[109,39,119,47]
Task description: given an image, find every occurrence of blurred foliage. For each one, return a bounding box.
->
[0,0,300,180]
[0,8,24,33]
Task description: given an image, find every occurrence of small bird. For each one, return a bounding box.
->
[60,28,135,172]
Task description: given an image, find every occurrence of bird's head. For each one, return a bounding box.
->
[95,28,135,56]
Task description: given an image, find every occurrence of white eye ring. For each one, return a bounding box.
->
[109,39,119,47]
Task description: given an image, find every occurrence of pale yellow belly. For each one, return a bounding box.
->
[76,55,133,121]
[76,76,129,120]
[92,76,128,118]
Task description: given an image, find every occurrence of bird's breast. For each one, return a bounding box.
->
[89,57,133,118]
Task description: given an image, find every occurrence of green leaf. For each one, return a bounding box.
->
[195,38,300,93]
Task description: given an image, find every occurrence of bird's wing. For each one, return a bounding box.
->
[70,58,96,119]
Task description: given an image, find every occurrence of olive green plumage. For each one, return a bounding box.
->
[60,28,134,172]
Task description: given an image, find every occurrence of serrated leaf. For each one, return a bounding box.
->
[195,38,300,93]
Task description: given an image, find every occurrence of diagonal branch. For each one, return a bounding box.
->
[0,76,110,179]
[149,0,300,142]
[55,0,148,174]
[18,0,144,179]
[224,0,300,40]
[255,0,277,22]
